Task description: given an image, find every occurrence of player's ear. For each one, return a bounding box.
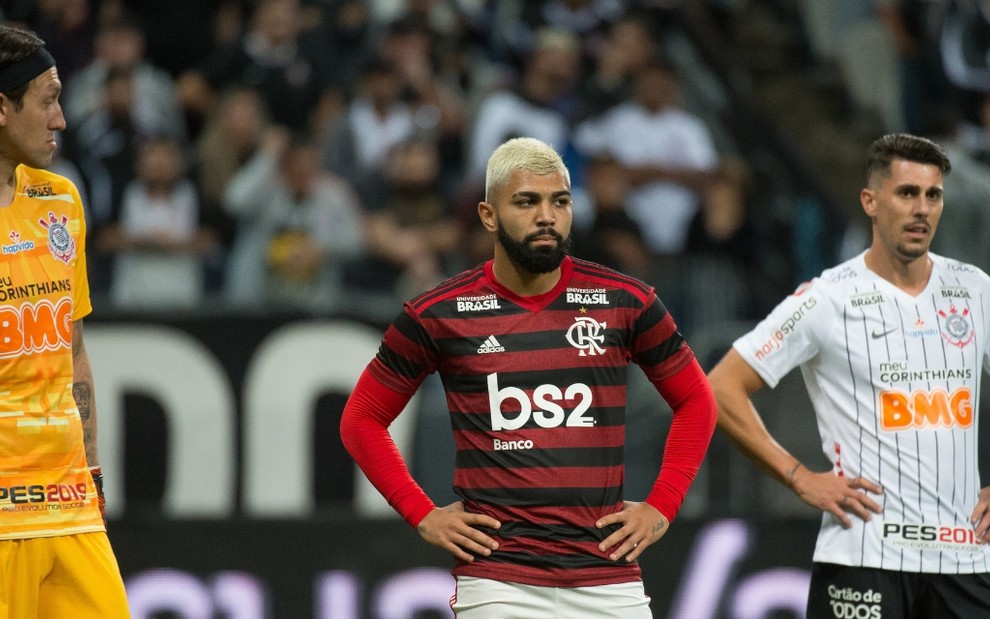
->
[860,187,877,219]
[478,201,497,232]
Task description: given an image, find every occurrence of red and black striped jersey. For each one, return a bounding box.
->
[367,256,696,586]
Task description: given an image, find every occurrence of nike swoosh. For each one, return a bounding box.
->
[871,327,898,339]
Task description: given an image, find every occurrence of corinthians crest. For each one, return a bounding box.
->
[39,211,75,264]
[938,304,974,348]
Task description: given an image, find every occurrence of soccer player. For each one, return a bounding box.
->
[707,133,990,618]
[0,25,130,618]
[340,137,717,617]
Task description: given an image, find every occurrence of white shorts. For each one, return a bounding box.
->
[450,576,653,618]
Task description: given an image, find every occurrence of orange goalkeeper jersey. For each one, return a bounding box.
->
[0,165,103,540]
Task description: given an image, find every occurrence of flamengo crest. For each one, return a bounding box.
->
[566,316,606,356]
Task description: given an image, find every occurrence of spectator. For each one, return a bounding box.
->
[100,137,218,310]
[579,13,659,121]
[492,0,627,67]
[924,109,990,276]
[64,18,186,142]
[940,0,990,92]
[177,0,335,134]
[321,55,416,189]
[876,0,957,134]
[97,0,230,77]
[311,0,377,91]
[223,130,366,313]
[573,58,719,327]
[194,85,273,285]
[573,59,719,252]
[3,0,95,85]
[464,27,583,180]
[956,92,990,164]
[61,65,156,297]
[349,136,463,304]
[575,155,650,278]
[378,14,471,180]
[682,156,757,333]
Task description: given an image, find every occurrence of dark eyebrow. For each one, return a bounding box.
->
[511,190,572,199]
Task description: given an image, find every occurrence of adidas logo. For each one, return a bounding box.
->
[477,335,505,354]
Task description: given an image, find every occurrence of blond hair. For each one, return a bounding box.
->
[485,137,570,202]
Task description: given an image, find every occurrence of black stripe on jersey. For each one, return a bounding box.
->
[475,550,618,570]
[636,332,685,367]
[498,520,613,543]
[435,327,628,354]
[376,345,425,381]
[458,485,623,507]
[445,366,628,393]
[632,297,667,336]
[571,259,652,298]
[408,265,486,312]
[377,312,440,379]
[455,446,625,469]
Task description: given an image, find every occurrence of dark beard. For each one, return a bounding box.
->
[496,224,572,274]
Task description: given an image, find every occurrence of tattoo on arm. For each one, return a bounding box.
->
[73,379,97,464]
[651,521,666,536]
[73,382,92,421]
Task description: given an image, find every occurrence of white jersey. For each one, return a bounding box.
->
[734,251,990,573]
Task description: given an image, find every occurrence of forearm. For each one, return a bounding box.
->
[72,322,98,466]
[340,368,436,526]
[646,358,717,521]
[711,379,800,489]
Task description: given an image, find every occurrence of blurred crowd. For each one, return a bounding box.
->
[787,0,990,275]
[12,0,990,339]
[2,0,757,335]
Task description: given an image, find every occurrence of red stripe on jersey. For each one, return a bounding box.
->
[637,310,681,352]
[496,536,606,558]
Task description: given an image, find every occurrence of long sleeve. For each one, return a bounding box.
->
[644,357,717,521]
[340,368,436,527]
